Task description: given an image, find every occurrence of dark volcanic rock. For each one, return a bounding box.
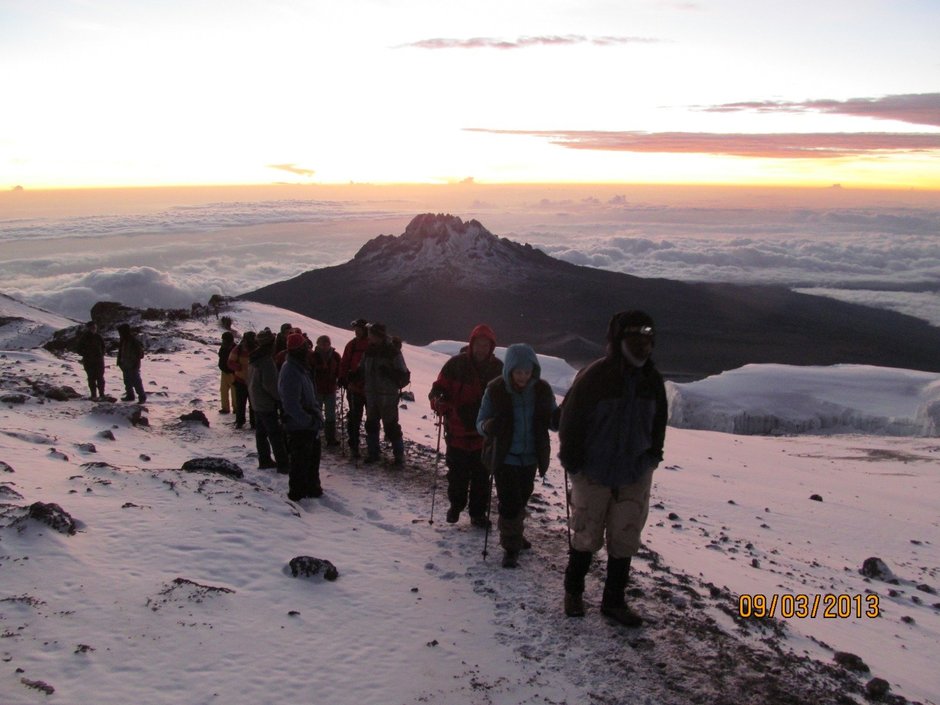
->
[242,213,940,378]
[27,502,77,535]
[181,457,243,478]
[289,556,339,581]
[179,410,210,427]
[860,557,896,582]
[833,651,870,673]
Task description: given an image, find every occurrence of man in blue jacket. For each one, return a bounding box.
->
[558,310,667,626]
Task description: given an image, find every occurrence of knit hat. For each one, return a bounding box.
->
[351,318,368,329]
[287,332,306,350]
[256,329,275,346]
[367,322,387,338]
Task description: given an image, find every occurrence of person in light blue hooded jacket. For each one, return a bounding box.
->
[477,343,558,568]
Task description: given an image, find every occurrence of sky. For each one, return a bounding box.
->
[1,297,938,703]
[2,0,939,189]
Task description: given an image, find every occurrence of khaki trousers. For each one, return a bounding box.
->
[569,470,654,558]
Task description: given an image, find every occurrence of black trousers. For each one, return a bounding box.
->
[446,447,490,519]
[493,464,537,553]
[286,429,321,499]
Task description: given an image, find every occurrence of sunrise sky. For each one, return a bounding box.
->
[2,0,939,190]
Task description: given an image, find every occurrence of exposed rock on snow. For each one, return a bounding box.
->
[860,557,897,583]
[29,501,78,534]
[833,651,870,673]
[179,409,210,427]
[288,555,340,581]
[181,457,243,478]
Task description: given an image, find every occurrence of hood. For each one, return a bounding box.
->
[469,323,496,357]
[502,343,541,388]
[606,310,655,361]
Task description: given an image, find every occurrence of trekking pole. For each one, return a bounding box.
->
[428,415,443,524]
[338,389,347,457]
[563,466,572,551]
[481,468,495,560]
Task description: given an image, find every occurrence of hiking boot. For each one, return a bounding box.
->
[276,465,289,474]
[501,550,519,569]
[349,446,360,459]
[219,409,231,414]
[564,592,586,617]
[258,460,277,470]
[470,516,491,529]
[121,394,135,402]
[138,394,147,404]
[392,453,404,466]
[521,537,532,550]
[308,485,323,498]
[363,454,380,464]
[445,507,460,524]
[601,602,643,628]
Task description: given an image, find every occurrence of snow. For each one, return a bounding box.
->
[1,299,938,704]
[668,364,940,436]
[0,294,78,351]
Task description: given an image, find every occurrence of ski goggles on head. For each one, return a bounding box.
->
[622,325,654,338]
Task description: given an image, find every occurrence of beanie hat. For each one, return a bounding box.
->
[256,329,275,346]
[368,322,387,338]
[287,332,306,351]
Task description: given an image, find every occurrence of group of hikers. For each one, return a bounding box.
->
[429,311,667,626]
[76,309,667,626]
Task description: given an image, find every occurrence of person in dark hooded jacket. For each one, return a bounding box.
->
[361,322,410,465]
[218,331,236,413]
[278,331,324,501]
[116,323,146,403]
[429,324,503,526]
[76,321,106,399]
[558,310,667,627]
[477,343,558,568]
[247,328,289,471]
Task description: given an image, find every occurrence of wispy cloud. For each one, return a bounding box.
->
[701,93,940,128]
[464,129,940,158]
[267,163,316,177]
[397,34,661,50]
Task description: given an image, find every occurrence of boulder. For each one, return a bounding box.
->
[181,457,243,478]
[288,556,339,581]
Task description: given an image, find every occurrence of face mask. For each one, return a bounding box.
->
[621,338,649,368]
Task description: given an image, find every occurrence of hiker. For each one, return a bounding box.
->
[218,331,236,414]
[559,310,668,627]
[76,321,106,400]
[477,343,558,568]
[312,335,342,447]
[361,322,410,465]
[338,318,370,458]
[274,322,292,359]
[228,331,257,429]
[247,329,289,471]
[278,330,324,500]
[116,323,146,403]
[429,324,503,527]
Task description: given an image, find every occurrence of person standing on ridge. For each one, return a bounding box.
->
[559,310,667,627]
[429,324,503,526]
[76,321,106,400]
[218,330,236,414]
[361,322,410,465]
[228,331,257,429]
[312,334,342,447]
[477,343,558,568]
[338,318,370,458]
[247,328,289,472]
[278,330,324,500]
[116,323,146,403]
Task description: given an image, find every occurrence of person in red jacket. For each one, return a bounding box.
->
[338,318,370,458]
[429,324,503,526]
[312,334,342,447]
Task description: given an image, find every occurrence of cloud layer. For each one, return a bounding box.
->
[702,93,940,128]
[398,34,660,50]
[3,197,938,325]
[465,129,940,158]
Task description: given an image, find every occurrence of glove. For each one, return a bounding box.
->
[434,401,451,417]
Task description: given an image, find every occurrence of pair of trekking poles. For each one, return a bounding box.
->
[428,413,573,559]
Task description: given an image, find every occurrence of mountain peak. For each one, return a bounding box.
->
[351,213,540,283]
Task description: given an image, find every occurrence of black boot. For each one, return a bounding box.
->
[601,557,642,627]
[564,550,592,617]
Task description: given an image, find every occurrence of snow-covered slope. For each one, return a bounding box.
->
[668,364,940,436]
[1,300,937,704]
[0,294,78,350]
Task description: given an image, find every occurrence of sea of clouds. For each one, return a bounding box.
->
[2,197,938,325]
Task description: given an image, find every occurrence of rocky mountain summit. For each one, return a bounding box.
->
[244,213,940,379]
